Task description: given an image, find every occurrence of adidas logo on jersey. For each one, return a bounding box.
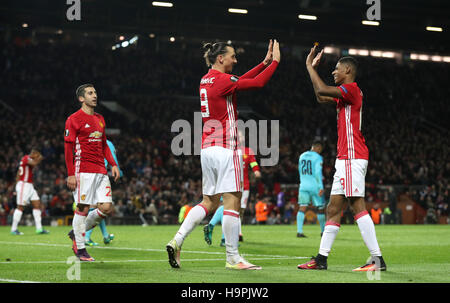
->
[85,123,90,128]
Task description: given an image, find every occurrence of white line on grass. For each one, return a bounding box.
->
[0,256,305,265]
[0,241,306,259]
[0,278,45,283]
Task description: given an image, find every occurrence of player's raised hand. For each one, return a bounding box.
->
[306,43,318,67]
[111,166,120,182]
[312,49,324,69]
[67,175,77,191]
[272,39,281,63]
[263,39,273,66]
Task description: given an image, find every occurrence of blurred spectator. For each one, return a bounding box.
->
[255,197,269,224]
[267,212,281,225]
[49,190,71,216]
[0,198,6,225]
[0,38,447,225]
[144,199,159,224]
[370,204,383,224]
[114,199,127,217]
[159,200,177,224]
[282,203,295,224]
[425,196,438,224]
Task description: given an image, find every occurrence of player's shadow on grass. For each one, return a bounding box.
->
[325,267,417,282]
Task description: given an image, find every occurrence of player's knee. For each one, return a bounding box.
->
[317,208,325,214]
[348,197,366,214]
[76,204,90,215]
[98,203,113,215]
[326,204,339,217]
[201,199,217,213]
[31,201,40,209]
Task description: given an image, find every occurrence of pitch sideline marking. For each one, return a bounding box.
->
[0,278,45,283]
[0,256,306,265]
[0,241,307,259]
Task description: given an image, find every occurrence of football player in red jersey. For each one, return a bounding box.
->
[64,84,120,261]
[167,40,280,270]
[11,149,49,235]
[298,44,386,272]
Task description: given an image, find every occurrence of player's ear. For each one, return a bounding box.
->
[344,65,351,75]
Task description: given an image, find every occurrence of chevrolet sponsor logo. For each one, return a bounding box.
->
[88,131,103,138]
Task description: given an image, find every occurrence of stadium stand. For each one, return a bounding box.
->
[0,37,448,226]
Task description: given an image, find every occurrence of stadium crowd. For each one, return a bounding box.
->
[0,37,448,226]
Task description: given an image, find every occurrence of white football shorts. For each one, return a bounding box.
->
[16,181,39,206]
[201,146,243,196]
[331,159,368,197]
[73,173,113,205]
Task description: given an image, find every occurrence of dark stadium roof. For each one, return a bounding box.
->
[2,0,449,53]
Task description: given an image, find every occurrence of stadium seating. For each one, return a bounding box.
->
[0,38,447,225]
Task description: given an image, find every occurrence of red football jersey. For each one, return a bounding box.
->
[17,155,34,183]
[199,61,279,150]
[200,69,240,150]
[64,109,112,175]
[333,82,369,160]
[241,147,260,190]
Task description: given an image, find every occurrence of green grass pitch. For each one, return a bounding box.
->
[0,224,449,283]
